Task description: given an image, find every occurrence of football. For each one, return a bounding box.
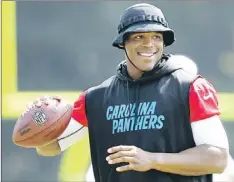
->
[12,99,73,148]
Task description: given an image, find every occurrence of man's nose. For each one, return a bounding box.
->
[142,37,154,47]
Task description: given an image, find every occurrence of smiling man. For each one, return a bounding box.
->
[28,3,229,182]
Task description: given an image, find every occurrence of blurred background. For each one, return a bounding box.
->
[2,1,234,182]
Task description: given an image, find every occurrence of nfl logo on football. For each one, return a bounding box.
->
[32,110,48,126]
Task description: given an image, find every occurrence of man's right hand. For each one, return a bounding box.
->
[28,95,63,156]
[32,94,88,156]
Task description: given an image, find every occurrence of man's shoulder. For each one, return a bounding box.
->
[169,54,198,75]
[169,54,199,84]
[86,75,117,96]
[172,69,198,85]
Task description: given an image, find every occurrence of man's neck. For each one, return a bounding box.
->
[126,61,143,80]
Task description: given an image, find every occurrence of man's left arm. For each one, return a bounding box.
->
[150,118,228,175]
[107,77,229,175]
[150,78,229,175]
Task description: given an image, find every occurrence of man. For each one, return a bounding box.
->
[59,55,234,182]
[33,3,229,182]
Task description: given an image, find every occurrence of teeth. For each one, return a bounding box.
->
[138,53,154,57]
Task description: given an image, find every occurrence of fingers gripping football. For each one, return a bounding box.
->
[13,95,72,148]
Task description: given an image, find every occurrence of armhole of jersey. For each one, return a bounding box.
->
[71,91,88,126]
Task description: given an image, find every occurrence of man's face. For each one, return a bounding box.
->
[124,32,164,71]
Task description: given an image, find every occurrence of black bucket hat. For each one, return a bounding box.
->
[112,3,175,49]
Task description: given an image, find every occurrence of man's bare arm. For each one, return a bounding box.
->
[151,144,228,176]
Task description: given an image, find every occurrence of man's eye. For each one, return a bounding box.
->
[135,35,143,39]
[153,35,162,40]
